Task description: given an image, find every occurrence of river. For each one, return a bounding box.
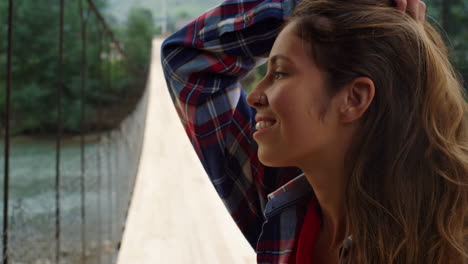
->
[0,135,121,264]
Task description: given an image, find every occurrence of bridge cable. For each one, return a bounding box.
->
[79,0,91,262]
[3,0,13,262]
[95,22,103,264]
[106,37,115,257]
[55,0,65,263]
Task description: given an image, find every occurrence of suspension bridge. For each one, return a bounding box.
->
[1,0,255,263]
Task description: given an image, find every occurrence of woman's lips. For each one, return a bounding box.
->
[253,121,276,141]
[253,116,277,140]
[254,115,277,137]
[255,120,276,130]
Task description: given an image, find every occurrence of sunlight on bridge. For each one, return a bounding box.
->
[116,38,256,264]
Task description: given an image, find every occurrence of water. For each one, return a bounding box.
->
[0,135,122,264]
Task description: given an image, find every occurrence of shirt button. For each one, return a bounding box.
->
[244,15,251,23]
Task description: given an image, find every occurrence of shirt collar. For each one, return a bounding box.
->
[264,174,312,217]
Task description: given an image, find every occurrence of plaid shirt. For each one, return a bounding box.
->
[161,0,351,263]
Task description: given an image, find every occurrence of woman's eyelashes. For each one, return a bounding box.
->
[266,69,288,81]
[273,71,288,80]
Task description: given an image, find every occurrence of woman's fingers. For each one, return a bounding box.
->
[395,0,426,21]
[395,0,407,11]
[417,1,426,21]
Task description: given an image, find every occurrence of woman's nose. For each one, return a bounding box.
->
[246,80,268,109]
[247,90,268,109]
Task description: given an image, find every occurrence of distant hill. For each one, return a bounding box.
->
[105,0,219,24]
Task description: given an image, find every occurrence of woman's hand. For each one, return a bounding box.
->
[394,0,426,21]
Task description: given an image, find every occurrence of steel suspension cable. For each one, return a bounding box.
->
[86,0,140,74]
[85,0,127,60]
[3,0,13,263]
[79,0,90,262]
[106,39,114,256]
[106,132,113,261]
[55,0,65,263]
[95,23,103,264]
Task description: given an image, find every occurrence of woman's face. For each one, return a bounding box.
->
[247,22,345,168]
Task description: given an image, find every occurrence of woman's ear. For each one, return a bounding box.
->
[339,77,375,123]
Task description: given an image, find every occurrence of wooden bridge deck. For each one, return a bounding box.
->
[116,38,256,264]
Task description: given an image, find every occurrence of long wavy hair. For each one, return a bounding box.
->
[289,0,468,262]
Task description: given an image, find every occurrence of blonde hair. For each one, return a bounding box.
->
[290,0,468,262]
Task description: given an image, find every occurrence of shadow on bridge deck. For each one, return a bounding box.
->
[116,38,256,264]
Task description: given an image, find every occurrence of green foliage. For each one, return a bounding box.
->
[426,0,468,86]
[243,64,267,94]
[0,0,156,135]
[123,7,156,71]
[0,0,65,133]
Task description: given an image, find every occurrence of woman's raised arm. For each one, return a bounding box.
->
[160,0,301,248]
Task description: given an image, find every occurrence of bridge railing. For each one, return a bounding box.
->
[1,0,148,263]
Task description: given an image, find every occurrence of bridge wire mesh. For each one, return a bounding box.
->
[1,0,147,262]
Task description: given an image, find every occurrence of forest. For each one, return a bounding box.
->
[0,0,155,135]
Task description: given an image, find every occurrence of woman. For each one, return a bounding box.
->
[161,0,468,263]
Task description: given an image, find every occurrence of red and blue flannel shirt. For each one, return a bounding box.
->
[161,0,351,262]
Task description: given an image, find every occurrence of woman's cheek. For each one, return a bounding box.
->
[270,85,295,112]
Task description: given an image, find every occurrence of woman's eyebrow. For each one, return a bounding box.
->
[269,54,294,66]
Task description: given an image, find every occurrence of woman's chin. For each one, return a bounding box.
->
[258,149,289,168]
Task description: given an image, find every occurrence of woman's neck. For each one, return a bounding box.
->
[301,160,348,248]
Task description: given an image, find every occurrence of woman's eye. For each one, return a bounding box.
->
[273,71,287,80]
